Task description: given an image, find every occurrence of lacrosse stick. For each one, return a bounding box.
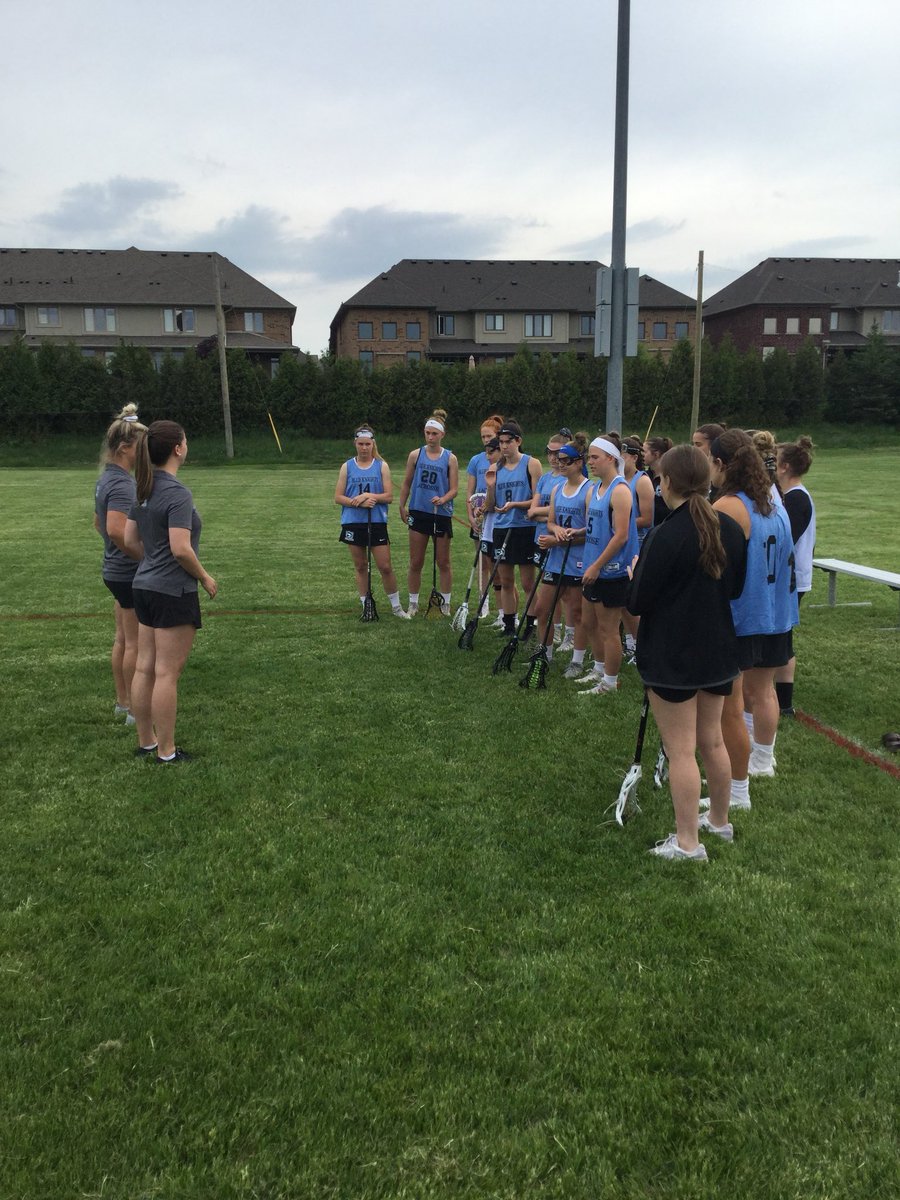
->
[611,688,650,825]
[519,542,571,690]
[653,745,669,789]
[492,551,547,674]
[425,517,444,619]
[451,539,483,633]
[360,508,379,622]
[458,528,511,650]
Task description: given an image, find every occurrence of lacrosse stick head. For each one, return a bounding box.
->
[491,636,519,675]
[360,594,379,622]
[457,616,478,650]
[470,491,486,530]
[450,601,469,633]
[653,747,669,789]
[425,588,444,620]
[615,764,643,825]
[519,647,549,690]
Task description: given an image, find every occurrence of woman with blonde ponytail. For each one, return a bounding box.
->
[124,421,217,763]
[94,404,147,724]
[626,444,747,861]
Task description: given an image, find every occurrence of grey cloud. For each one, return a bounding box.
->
[188,205,512,283]
[38,177,182,237]
[561,218,687,259]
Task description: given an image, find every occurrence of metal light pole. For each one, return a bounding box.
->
[605,0,630,433]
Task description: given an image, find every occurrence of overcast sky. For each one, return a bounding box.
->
[3,0,899,353]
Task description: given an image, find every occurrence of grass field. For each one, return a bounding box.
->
[1,447,898,1199]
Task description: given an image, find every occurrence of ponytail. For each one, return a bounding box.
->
[135,420,185,504]
[659,444,727,580]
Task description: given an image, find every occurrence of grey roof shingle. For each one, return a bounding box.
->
[704,257,900,314]
[0,246,295,312]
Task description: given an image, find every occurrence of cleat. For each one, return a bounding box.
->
[563,662,584,680]
[700,794,751,812]
[134,744,158,758]
[577,679,618,697]
[648,834,708,861]
[392,607,411,619]
[154,747,193,764]
[440,602,451,617]
[407,603,418,618]
[557,633,575,653]
[698,813,734,842]
[574,670,601,686]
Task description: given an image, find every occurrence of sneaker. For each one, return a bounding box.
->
[392,607,411,620]
[440,602,451,617]
[563,662,584,680]
[780,707,795,718]
[624,648,637,666]
[698,813,734,842]
[134,744,158,758]
[577,679,618,697]
[124,712,136,726]
[491,615,505,630]
[407,603,418,618]
[748,750,776,777]
[558,633,575,653]
[700,794,751,812]
[114,703,130,721]
[154,748,193,764]
[520,623,536,645]
[648,834,708,861]
[575,670,601,686]
[553,624,564,646]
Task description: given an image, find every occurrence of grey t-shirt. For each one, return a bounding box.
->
[95,464,138,582]
[130,470,201,597]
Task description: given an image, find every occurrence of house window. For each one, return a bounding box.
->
[809,317,822,335]
[494,355,507,364]
[763,317,777,334]
[652,321,667,340]
[0,306,17,326]
[883,311,900,332]
[829,311,839,331]
[406,321,420,339]
[674,322,689,340]
[163,307,195,333]
[524,313,552,337]
[359,350,374,370]
[382,321,397,339]
[437,314,455,335]
[762,346,775,359]
[785,317,799,335]
[580,314,595,336]
[407,351,421,364]
[484,313,505,332]
[84,307,116,332]
[358,321,373,339]
[637,322,645,340]
[244,311,264,333]
[37,306,60,327]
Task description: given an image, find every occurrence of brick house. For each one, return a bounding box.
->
[329,259,696,368]
[0,246,299,373]
[703,257,900,360]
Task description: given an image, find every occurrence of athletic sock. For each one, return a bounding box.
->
[602,673,618,690]
[594,660,605,677]
[546,645,554,661]
[359,595,366,605]
[158,750,176,762]
[387,591,400,609]
[441,592,451,604]
[753,741,775,768]
[775,681,794,709]
[731,778,750,805]
[572,649,586,666]
[408,592,419,607]
[503,614,516,633]
[624,634,636,652]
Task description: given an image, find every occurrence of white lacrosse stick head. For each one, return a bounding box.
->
[615,764,642,825]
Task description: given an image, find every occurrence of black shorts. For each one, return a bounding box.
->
[493,526,537,566]
[479,538,496,560]
[542,571,583,589]
[651,681,734,704]
[582,576,629,607]
[407,510,453,538]
[339,522,389,546]
[103,578,135,609]
[133,587,202,630]
[736,630,793,671]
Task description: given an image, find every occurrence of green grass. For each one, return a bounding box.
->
[1,449,898,1198]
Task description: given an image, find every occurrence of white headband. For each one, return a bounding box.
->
[424,418,445,433]
[355,428,374,439]
[590,437,624,473]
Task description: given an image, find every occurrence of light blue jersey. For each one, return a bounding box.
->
[545,478,589,575]
[731,492,798,635]
[466,450,492,495]
[532,470,562,543]
[408,447,453,516]
[342,458,388,525]
[494,454,534,529]
[627,469,651,543]
[583,476,639,578]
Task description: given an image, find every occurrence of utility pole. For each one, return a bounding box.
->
[213,254,234,460]
[689,250,704,438]
[605,0,630,433]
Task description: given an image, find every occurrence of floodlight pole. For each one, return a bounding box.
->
[605,0,630,434]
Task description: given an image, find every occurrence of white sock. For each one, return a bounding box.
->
[441,592,451,604]
[624,634,636,652]
[359,594,366,604]
[594,660,604,677]
[753,741,775,766]
[602,673,618,689]
[731,778,750,804]
[546,646,554,661]
[572,648,585,666]
[408,593,419,606]
[388,591,400,609]
[565,626,575,639]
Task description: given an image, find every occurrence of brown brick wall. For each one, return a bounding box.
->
[638,307,695,355]
[335,307,430,365]
[704,306,828,354]
[225,308,294,342]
